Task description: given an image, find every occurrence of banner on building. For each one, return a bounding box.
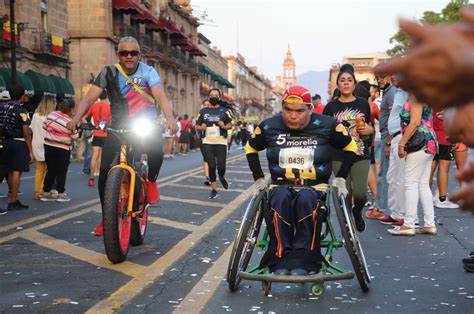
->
[51,34,64,55]
[2,20,19,44]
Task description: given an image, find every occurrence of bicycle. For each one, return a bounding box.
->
[80,119,155,263]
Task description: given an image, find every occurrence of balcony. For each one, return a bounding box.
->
[169,46,180,60]
[37,32,69,59]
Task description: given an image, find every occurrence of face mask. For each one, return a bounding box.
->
[209,97,220,105]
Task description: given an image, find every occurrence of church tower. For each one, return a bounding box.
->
[282,45,296,88]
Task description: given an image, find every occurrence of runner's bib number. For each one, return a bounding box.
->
[279,148,314,170]
[206,126,220,138]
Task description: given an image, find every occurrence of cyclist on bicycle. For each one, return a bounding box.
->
[245,85,361,276]
[68,36,177,235]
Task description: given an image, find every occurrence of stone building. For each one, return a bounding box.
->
[225,54,272,119]
[328,52,391,98]
[68,0,205,116]
[197,33,234,110]
[0,0,74,103]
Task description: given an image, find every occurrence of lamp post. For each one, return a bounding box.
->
[10,0,16,84]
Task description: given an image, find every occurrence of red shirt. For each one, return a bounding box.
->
[433,108,453,146]
[180,119,191,133]
[312,104,324,115]
[86,101,111,137]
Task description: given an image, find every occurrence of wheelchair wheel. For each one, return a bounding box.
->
[227,190,266,292]
[332,189,370,293]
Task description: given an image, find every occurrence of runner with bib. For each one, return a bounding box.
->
[196,88,233,199]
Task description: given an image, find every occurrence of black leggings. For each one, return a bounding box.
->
[99,133,164,207]
[201,144,227,182]
[43,144,70,193]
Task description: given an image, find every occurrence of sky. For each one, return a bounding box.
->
[192,0,450,80]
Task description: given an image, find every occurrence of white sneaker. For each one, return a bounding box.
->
[435,199,459,209]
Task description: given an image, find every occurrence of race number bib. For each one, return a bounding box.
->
[278,148,314,170]
[206,126,220,138]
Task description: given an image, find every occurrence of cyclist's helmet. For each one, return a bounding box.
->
[282,85,312,106]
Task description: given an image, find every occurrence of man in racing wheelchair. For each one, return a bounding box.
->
[245,85,361,276]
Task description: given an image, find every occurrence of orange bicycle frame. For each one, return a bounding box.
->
[110,144,136,215]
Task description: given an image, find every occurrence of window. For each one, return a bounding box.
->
[40,0,48,33]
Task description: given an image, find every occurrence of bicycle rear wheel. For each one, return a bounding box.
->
[332,189,370,292]
[103,168,132,263]
[131,164,148,246]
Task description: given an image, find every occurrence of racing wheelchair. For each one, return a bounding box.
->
[227,185,371,296]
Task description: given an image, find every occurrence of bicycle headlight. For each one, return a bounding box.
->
[133,119,153,137]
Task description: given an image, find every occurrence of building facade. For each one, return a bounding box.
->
[0,0,72,102]
[197,33,234,109]
[225,54,272,119]
[68,0,204,117]
[328,52,391,98]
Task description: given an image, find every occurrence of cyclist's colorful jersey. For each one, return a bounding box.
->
[93,62,161,126]
[245,113,358,188]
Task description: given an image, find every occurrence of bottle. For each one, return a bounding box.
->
[356,117,369,141]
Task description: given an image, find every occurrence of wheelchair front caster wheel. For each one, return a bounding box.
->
[262,281,271,296]
[311,284,325,296]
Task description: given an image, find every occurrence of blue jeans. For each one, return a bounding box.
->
[82,138,92,173]
[375,136,389,210]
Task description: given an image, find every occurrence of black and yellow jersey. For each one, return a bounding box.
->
[196,106,232,145]
[245,113,359,189]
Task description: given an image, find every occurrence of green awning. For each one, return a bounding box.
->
[0,68,35,96]
[0,75,5,91]
[25,70,57,97]
[49,75,75,98]
[199,64,234,88]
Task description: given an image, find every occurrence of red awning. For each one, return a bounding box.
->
[112,0,143,15]
[146,19,168,32]
[131,8,157,24]
[159,17,186,38]
[189,46,206,57]
[171,38,191,46]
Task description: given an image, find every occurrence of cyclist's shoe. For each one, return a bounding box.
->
[93,223,103,236]
[209,189,219,199]
[147,181,160,204]
[352,207,366,232]
[219,176,229,190]
[88,178,95,186]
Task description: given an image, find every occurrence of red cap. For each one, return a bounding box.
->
[282,86,312,105]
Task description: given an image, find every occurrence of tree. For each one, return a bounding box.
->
[387,0,471,56]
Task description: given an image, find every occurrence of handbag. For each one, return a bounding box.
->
[405,130,426,153]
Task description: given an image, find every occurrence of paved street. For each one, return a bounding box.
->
[1,147,473,313]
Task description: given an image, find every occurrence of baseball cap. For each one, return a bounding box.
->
[0,90,11,100]
[282,86,312,105]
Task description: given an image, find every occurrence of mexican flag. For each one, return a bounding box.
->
[51,34,63,55]
[2,20,19,44]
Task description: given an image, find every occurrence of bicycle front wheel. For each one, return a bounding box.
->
[131,164,148,246]
[103,167,132,263]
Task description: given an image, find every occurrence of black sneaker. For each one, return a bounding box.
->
[219,176,229,190]
[7,200,29,210]
[209,190,219,199]
[352,207,366,232]
[0,208,6,215]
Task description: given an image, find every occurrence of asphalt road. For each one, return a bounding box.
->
[0,146,473,313]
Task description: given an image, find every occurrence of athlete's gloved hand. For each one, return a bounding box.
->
[332,177,348,198]
[254,178,267,192]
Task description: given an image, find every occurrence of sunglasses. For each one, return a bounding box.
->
[118,50,140,57]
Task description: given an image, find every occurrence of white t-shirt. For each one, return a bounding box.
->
[30,113,47,161]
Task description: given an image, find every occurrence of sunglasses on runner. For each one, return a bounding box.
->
[118,50,140,57]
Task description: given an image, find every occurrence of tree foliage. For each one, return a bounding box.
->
[387,0,471,56]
